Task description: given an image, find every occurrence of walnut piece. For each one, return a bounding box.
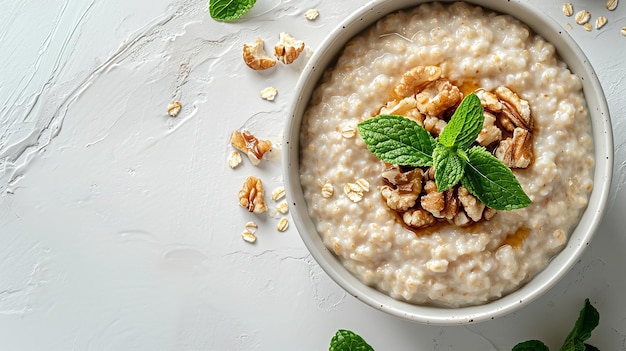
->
[476,112,502,147]
[238,176,267,214]
[393,66,442,98]
[423,115,447,137]
[415,79,462,117]
[403,209,436,228]
[167,101,182,117]
[495,127,533,168]
[458,186,486,222]
[228,150,243,169]
[274,32,305,65]
[380,167,423,211]
[495,86,533,130]
[243,38,277,70]
[379,96,424,125]
[230,129,272,166]
[475,88,502,113]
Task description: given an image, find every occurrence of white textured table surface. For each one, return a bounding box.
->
[1,0,624,350]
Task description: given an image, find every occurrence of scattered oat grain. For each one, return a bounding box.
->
[321,182,334,198]
[583,23,593,31]
[276,201,289,214]
[340,127,356,138]
[228,151,243,168]
[575,10,590,25]
[304,8,320,21]
[242,230,257,243]
[595,16,608,29]
[260,87,278,101]
[565,22,573,30]
[621,27,626,36]
[271,186,286,201]
[344,182,364,202]
[167,101,182,117]
[355,178,370,192]
[607,0,618,11]
[277,217,289,232]
[245,221,258,233]
[562,2,573,17]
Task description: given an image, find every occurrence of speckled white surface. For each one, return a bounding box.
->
[0,0,624,350]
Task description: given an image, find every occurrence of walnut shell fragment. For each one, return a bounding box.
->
[274,32,305,64]
[238,176,267,214]
[243,38,277,70]
[230,129,272,166]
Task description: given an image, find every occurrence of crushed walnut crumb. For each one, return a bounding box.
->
[304,8,320,21]
[167,101,182,117]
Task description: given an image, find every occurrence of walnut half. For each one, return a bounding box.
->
[274,32,305,65]
[243,38,277,70]
[238,176,267,214]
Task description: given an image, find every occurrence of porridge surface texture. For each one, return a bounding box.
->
[299,2,593,307]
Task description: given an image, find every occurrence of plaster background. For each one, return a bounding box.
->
[0,0,624,349]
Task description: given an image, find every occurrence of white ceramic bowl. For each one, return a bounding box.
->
[283,0,613,325]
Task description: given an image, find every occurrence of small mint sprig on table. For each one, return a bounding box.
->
[208,0,256,21]
[513,298,600,351]
[330,329,374,351]
[357,93,531,211]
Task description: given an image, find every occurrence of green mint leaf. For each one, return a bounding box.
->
[438,93,484,150]
[209,0,256,21]
[358,115,436,167]
[433,144,466,192]
[584,344,599,351]
[330,329,374,351]
[560,299,600,351]
[461,146,531,210]
[512,340,550,351]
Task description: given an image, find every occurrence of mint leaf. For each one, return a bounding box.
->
[512,340,550,351]
[358,115,436,167]
[462,146,531,210]
[560,299,599,351]
[330,329,374,351]
[433,144,466,192]
[438,93,484,150]
[209,0,256,21]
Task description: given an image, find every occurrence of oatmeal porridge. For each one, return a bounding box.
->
[299,2,594,307]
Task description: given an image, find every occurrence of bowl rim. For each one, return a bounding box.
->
[283,0,613,325]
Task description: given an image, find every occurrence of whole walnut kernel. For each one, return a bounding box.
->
[238,176,268,214]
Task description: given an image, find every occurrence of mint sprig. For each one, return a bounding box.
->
[463,146,531,210]
[357,93,531,210]
[357,115,436,167]
[514,298,600,351]
[208,0,256,21]
[438,93,484,150]
[330,329,374,351]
